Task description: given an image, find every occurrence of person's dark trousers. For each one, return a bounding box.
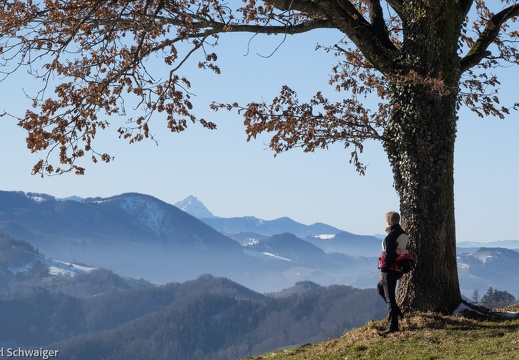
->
[377,270,402,331]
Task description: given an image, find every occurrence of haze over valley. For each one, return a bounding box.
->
[1,190,518,299]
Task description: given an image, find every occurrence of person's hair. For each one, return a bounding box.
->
[385,211,400,225]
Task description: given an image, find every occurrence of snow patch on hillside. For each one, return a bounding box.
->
[48,260,96,277]
[26,192,55,203]
[263,252,293,262]
[242,248,293,262]
[314,234,336,240]
[9,256,96,278]
[241,239,260,246]
[473,253,495,263]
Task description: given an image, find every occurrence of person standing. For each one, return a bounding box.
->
[377,211,409,335]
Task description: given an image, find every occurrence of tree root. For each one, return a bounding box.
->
[456,299,519,320]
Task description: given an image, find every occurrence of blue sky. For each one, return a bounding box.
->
[0,29,518,243]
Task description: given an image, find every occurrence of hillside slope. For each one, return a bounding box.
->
[247,305,519,359]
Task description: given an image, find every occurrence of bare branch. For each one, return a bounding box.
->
[460,4,519,72]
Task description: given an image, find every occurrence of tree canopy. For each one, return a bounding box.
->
[0,0,516,175]
[1,0,519,312]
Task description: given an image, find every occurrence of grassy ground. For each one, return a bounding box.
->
[247,304,519,360]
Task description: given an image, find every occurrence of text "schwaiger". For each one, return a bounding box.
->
[0,347,59,359]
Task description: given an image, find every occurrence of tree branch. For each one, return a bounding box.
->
[460,4,519,73]
[215,19,335,34]
[366,0,386,30]
[312,1,398,74]
[366,0,396,50]
[152,15,335,35]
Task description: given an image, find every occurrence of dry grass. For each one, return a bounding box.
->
[246,304,519,360]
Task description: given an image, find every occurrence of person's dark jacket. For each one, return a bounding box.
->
[380,224,406,273]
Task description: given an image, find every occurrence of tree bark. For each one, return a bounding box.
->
[381,1,464,313]
[384,79,461,313]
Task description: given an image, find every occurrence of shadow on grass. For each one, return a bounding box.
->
[402,306,519,334]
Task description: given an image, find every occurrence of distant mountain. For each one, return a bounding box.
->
[458,247,519,299]
[268,280,322,297]
[0,191,250,286]
[243,232,334,265]
[0,235,151,297]
[174,195,215,218]
[305,231,382,257]
[57,195,84,202]
[14,190,519,298]
[0,191,235,250]
[175,195,356,242]
[457,240,519,250]
[241,233,378,289]
[227,231,268,243]
[0,191,237,249]
[201,215,342,238]
[0,191,378,292]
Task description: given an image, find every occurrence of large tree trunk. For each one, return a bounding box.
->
[382,2,463,313]
[384,80,461,313]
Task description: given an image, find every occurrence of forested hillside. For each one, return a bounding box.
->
[0,236,386,359]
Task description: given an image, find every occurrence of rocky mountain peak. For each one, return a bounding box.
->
[175,195,215,219]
